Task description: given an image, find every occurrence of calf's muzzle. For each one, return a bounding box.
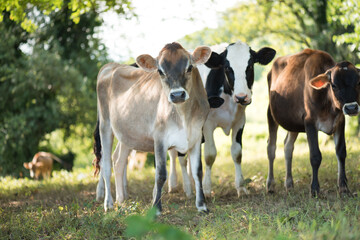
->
[343,102,360,116]
[170,90,187,103]
[234,94,251,105]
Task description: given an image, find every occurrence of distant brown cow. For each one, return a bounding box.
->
[267,49,360,196]
[23,152,64,180]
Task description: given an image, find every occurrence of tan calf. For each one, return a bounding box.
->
[93,42,212,213]
[23,152,63,180]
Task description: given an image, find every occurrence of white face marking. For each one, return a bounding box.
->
[226,41,252,101]
[158,64,165,74]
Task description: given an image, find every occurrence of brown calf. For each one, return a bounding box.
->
[267,49,360,196]
[23,152,64,180]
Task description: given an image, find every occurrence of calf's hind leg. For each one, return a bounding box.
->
[113,143,131,204]
[284,132,298,191]
[96,169,105,201]
[99,121,114,211]
[202,121,217,198]
[266,107,278,193]
[168,149,178,193]
[178,153,193,198]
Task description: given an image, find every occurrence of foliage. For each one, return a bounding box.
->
[0,0,133,32]
[0,0,132,175]
[0,40,84,175]
[125,208,193,240]
[330,0,360,61]
[182,0,359,63]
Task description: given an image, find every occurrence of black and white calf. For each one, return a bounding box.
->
[199,41,276,197]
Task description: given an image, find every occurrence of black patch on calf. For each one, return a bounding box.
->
[205,52,223,69]
[235,127,244,146]
[92,120,102,176]
[177,152,186,157]
[205,49,234,98]
[253,47,276,65]
[206,68,226,96]
[130,62,138,68]
[246,51,255,89]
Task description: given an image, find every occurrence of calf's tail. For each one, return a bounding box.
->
[93,119,102,176]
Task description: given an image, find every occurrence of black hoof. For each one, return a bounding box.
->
[208,96,224,108]
[199,208,210,215]
[339,187,353,197]
[310,189,320,198]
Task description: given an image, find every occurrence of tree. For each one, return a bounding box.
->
[0,0,133,32]
[182,0,359,63]
[0,1,134,176]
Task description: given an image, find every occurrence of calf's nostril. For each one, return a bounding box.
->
[235,94,247,103]
[170,91,187,103]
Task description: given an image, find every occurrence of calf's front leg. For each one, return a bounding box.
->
[189,141,208,213]
[305,122,322,196]
[152,141,167,214]
[231,110,248,196]
[333,118,350,195]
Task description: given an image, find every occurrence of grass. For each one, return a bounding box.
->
[1,77,360,239]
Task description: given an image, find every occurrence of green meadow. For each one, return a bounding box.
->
[1,77,360,239]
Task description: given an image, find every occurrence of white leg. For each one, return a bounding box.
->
[96,169,105,201]
[123,158,128,199]
[99,121,114,211]
[202,121,217,197]
[113,143,131,204]
[128,150,137,170]
[231,142,248,196]
[178,155,192,198]
[189,141,208,212]
[231,108,248,196]
[168,149,178,193]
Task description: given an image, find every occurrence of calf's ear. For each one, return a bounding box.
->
[192,46,212,65]
[136,54,157,72]
[310,70,331,90]
[254,47,276,65]
[23,162,30,169]
[205,52,223,69]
